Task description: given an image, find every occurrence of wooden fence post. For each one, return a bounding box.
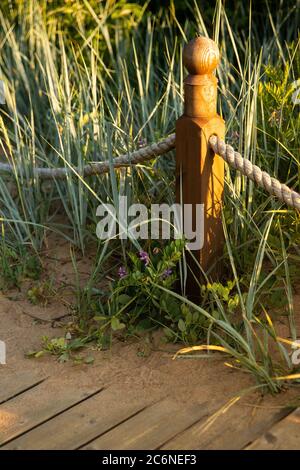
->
[176,36,225,298]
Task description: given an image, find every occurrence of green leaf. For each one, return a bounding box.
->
[94,315,108,322]
[111,317,126,331]
[84,355,95,364]
[58,352,69,363]
[34,350,45,358]
[117,294,132,305]
[25,350,43,358]
[178,318,186,332]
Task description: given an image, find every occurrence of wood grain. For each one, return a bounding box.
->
[246,408,300,450]
[0,371,46,405]
[82,398,210,450]
[0,376,104,447]
[2,386,152,450]
[176,37,225,299]
[161,401,294,450]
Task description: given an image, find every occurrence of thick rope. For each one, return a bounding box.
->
[1,131,299,211]
[209,135,300,211]
[0,133,176,180]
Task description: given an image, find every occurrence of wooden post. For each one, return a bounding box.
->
[176,36,225,298]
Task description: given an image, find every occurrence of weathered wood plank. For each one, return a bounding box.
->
[0,371,46,404]
[161,401,294,450]
[82,398,210,450]
[245,408,300,450]
[0,376,104,447]
[2,387,152,450]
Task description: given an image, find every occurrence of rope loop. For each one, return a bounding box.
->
[209,135,300,211]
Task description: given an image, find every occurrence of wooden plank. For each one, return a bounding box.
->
[82,398,210,450]
[0,371,46,404]
[161,401,293,450]
[2,386,152,450]
[245,408,300,450]
[0,376,104,447]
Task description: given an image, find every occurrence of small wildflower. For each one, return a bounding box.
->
[268,110,281,126]
[137,137,147,148]
[139,250,150,265]
[162,268,173,279]
[118,266,127,278]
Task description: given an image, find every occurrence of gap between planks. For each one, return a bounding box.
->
[0,376,105,447]
[1,371,298,450]
[245,407,300,450]
[1,386,156,450]
[0,371,48,405]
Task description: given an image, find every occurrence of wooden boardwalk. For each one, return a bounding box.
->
[0,371,299,450]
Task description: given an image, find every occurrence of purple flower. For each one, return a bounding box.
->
[162,268,173,279]
[139,250,150,266]
[118,266,127,278]
[138,137,147,148]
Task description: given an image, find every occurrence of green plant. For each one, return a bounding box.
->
[27,280,55,306]
[0,238,41,290]
[26,334,94,364]
[160,214,300,394]
[97,240,186,336]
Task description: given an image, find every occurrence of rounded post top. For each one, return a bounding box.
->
[183,36,220,75]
